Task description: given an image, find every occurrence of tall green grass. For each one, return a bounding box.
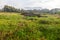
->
[0,12,60,40]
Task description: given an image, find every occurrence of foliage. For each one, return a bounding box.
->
[0,12,60,40]
[3,5,20,13]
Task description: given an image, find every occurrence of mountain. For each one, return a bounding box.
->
[50,8,60,13]
[23,7,42,10]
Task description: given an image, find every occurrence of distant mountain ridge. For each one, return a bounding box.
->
[23,7,42,10]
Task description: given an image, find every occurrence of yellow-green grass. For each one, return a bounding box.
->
[0,12,60,40]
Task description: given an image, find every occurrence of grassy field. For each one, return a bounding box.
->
[0,12,60,40]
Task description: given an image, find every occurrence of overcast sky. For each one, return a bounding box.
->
[0,0,60,9]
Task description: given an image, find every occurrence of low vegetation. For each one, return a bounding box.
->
[0,12,60,40]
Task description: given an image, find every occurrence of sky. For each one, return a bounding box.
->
[0,0,60,9]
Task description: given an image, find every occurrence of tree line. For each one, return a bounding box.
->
[0,5,20,13]
[0,5,60,14]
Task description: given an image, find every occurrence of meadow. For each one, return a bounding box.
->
[0,12,60,40]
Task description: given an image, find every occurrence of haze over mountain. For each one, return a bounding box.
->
[23,7,42,10]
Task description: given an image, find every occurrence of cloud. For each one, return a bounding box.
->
[0,0,60,9]
[0,0,7,8]
[43,0,60,9]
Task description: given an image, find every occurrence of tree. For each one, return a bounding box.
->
[3,5,20,13]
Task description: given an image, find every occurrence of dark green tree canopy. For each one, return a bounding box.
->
[3,5,20,13]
